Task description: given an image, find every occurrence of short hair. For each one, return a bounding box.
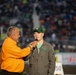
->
[7,26,17,36]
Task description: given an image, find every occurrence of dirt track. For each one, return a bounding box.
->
[63,65,76,74]
[24,63,76,75]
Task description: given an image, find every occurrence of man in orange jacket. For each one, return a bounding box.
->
[1,26,37,75]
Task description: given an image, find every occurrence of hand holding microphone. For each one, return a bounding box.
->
[28,41,38,50]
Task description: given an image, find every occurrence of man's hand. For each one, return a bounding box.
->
[28,41,37,50]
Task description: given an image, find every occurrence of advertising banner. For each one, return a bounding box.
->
[55,53,76,65]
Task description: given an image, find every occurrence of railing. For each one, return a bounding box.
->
[0,37,76,49]
[0,26,76,49]
[49,38,76,49]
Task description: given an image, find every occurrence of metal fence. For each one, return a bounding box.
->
[0,26,76,49]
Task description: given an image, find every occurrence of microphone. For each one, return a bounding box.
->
[32,39,38,50]
[35,39,38,41]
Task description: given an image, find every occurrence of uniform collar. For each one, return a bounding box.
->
[39,41,47,51]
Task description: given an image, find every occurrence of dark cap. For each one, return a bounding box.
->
[33,26,46,33]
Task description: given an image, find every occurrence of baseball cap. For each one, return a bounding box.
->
[33,26,46,33]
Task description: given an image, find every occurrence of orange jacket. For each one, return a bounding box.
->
[1,37,30,73]
[0,50,2,69]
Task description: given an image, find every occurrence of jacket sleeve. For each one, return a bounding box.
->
[48,46,56,75]
[4,43,31,58]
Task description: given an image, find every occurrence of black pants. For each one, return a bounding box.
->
[1,70,21,75]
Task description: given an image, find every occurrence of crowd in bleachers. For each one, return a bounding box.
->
[37,0,76,41]
[35,0,76,52]
[0,0,76,52]
[0,0,35,46]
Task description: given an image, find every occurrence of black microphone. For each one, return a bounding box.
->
[32,39,38,50]
[35,39,38,41]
